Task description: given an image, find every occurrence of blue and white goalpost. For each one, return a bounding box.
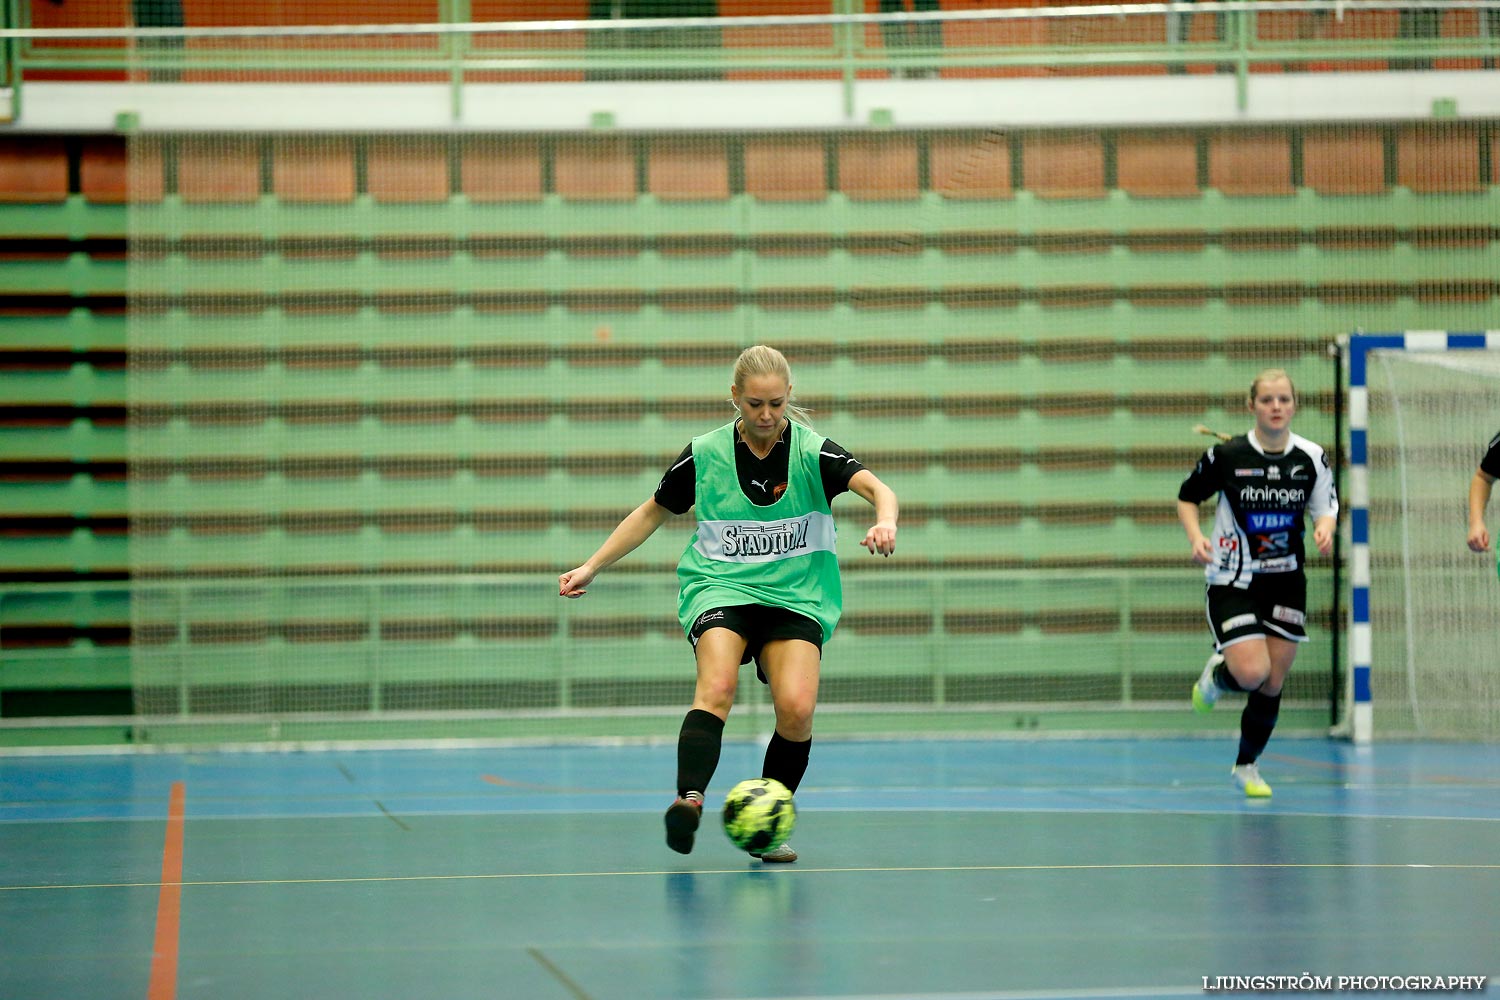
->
[1346,332,1500,744]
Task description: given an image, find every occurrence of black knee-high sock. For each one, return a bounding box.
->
[1237,690,1281,766]
[681,710,726,797]
[762,731,811,794]
[1214,660,1250,693]
[676,709,724,798]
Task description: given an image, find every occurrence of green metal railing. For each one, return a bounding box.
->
[0,567,1336,744]
[1,1,1497,121]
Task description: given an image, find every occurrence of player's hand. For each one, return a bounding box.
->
[1313,523,1334,557]
[1189,536,1214,565]
[559,565,595,598]
[1469,523,1492,553]
[860,522,897,557]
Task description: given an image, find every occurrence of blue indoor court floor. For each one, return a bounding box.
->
[2,737,1498,1000]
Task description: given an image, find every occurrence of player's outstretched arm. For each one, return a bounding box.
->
[559,498,672,597]
[1177,499,1214,565]
[848,469,898,557]
[1468,470,1495,553]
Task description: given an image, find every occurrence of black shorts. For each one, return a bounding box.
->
[1205,573,1308,650]
[687,604,823,683]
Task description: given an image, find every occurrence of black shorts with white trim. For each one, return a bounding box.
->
[1205,573,1308,649]
[687,604,823,683]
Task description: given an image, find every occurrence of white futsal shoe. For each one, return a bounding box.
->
[1231,763,1272,798]
[750,843,797,863]
[1192,652,1225,714]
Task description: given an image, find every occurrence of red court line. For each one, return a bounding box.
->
[147,781,186,1000]
[1264,753,1500,787]
[481,773,611,793]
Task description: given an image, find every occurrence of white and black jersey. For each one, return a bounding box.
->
[1179,429,1338,588]
[653,419,865,515]
[1482,428,1500,479]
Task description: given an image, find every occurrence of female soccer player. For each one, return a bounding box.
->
[559,345,899,862]
[1176,369,1338,798]
[1466,429,1499,568]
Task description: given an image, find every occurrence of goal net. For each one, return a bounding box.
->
[92,11,1500,746]
[1353,334,1500,742]
[129,121,1282,746]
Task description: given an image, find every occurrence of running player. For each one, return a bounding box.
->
[559,345,899,862]
[1176,369,1338,798]
[1466,429,1499,573]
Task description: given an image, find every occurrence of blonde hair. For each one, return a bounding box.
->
[1249,368,1297,404]
[732,345,814,428]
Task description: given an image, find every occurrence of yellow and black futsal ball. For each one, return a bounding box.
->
[721,778,796,854]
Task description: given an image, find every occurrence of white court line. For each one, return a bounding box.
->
[5,803,1500,825]
[4,860,1499,893]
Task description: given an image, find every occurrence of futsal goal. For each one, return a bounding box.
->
[1346,332,1500,744]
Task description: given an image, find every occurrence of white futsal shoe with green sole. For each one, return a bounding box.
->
[1231,763,1272,798]
[1192,652,1225,714]
[751,843,797,863]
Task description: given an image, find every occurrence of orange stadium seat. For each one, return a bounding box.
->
[0,139,69,204]
[719,0,841,81]
[553,137,637,202]
[177,137,262,204]
[1169,0,1233,75]
[744,137,828,202]
[937,0,1045,80]
[1250,6,1317,70]
[468,0,589,83]
[646,138,731,201]
[272,137,357,203]
[22,0,128,82]
[1306,11,1398,72]
[181,0,443,83]
[1301,127,1387,195]
[182,0,439,24]
[1047,4,1170,78]
[1207,129,1294,197]
[367,137,451,203]
[1396,125,1482,194]
[461,139,545,203]
[131,138,168,204]
[1115,131,1200,198]
[1021,132,1105,199]
[1435,8,1484,70]
[929,132,1013,200]
[838,135,921,201]
[79,137,130,205]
